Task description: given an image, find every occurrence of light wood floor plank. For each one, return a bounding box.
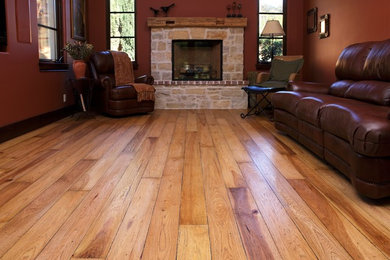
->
[228,187,282,260]
[207,123,246,188]
[70,124,142,191]
[240,140,352,259]
[177,225,211,260]
[180,132,208,225]
[143,121,176,178]
[142,158,184,260]
[289,179,388,259]
[0,181,30,208]
[239,162,317,259]
[34,144,144,260]
[0,159,96,257]
[2,190,86,260]
[73,134,156,258]
[106,178,160,259]
[201,146,247,260]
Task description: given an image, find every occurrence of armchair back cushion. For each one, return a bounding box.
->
[269,57,304,82]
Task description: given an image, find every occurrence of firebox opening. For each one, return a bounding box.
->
[172,40,222,81]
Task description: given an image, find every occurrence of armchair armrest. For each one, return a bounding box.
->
[99,76,114,90]
[289,73,303,82]
[135,75,154,85]
[256,72,270,84]
[287,81,330,94]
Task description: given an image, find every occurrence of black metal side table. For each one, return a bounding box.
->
[240,85,285,119]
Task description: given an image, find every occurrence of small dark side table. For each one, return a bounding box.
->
[69,77,95,119]
[240,85,285,119]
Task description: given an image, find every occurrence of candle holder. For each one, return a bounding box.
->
[237,3,243,17]
[231,2,237,17]
[226,4,232,17]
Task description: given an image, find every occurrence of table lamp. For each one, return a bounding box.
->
[261,20,285,60]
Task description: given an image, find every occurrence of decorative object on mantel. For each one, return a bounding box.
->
[237,3,243,17]
[226,4,232,17]
[319,14,330,39]
[307,7,317,33]
[261,20,285,60]
[63,41,94,79]
[160,3,175,16]
[150,7,160,17]
[226,1,243,17]
[231,2,237,17]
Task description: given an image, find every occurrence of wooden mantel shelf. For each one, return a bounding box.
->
[147,17,247,28]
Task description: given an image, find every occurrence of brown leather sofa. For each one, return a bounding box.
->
[89,51,155,116]
[272,39,390,199]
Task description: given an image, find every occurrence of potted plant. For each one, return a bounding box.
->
[63,41,94,79]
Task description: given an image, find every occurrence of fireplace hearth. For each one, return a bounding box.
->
[172,40,222,81]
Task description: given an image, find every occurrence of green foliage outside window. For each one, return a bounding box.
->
[109,0,135,60]
[259,39,283,63]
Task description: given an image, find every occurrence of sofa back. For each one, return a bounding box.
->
[331,39,390,106]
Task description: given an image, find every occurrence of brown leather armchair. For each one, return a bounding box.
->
[89,51,155,116]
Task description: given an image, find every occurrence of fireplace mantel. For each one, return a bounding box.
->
[147,17,247,28]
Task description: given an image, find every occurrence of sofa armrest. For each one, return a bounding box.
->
[135,75,154,85]
[287,81,330,94]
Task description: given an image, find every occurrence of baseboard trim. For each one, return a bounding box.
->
[0,106,76,144]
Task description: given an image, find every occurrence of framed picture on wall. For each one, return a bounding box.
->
[319,14,330,39]
[307,7,317,33]
[71,0,86,41]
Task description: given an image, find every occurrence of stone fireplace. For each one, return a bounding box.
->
[148,17,248,109]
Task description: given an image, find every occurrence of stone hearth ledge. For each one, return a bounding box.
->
[154,81,248,109]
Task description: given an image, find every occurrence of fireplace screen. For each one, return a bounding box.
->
[172,40,222,81]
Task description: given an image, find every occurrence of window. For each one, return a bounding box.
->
[37,0,62,62]
[108,0,136,61]
[258,0,286,63]
[0,0,6,52]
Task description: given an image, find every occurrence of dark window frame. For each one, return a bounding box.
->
[256,0,287,69]
[37,0,67,71]
[0,0,7,52]
[106,0,137,69]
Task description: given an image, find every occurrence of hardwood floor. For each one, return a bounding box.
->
[0,109,389,260]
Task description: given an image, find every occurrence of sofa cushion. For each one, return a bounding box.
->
[363,39,390,81]
[110,85,137,100]
[272,91,311,115]
[329,80,354,97]
[320,100,390,157]
[344,81,390,106]
[335,41,374,81]
[296,96,325,126]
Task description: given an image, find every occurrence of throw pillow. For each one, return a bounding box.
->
[269,58,304,82]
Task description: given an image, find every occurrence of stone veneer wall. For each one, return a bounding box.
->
[151,26,248,109]
[151,27,244,80]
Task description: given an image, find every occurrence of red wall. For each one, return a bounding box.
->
[0,0,74,127]
[88,0,304,77]
[303,0,390,83]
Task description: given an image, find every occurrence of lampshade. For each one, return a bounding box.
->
[261,20,285,37]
